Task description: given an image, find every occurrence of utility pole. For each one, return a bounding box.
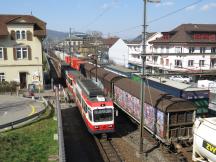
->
[139,0,147,154]
[69,28,72,66]
[139,0,160,155]
[63,40,65,62]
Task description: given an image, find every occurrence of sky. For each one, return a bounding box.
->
[1,0,216,39]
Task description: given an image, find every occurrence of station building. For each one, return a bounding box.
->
[0,15,46,89]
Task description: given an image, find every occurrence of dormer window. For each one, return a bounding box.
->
[16,31,21,39]
[21,31,26,39]
[163,34,170,40]
[16,30,26,40]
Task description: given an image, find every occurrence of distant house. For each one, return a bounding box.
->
[108,38,128,67]
[108,32,162,69]
[0,14,46,89]
[58,35,84,53]
[150,24,216,75]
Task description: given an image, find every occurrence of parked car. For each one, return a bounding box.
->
[169,76,191,83]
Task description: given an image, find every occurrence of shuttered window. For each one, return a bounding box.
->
[0,48,3,59]
[3,48,7,60]
[15,30,26,40]
[11,30,15,40]
[27,31,33,41]
[15,47,30,59]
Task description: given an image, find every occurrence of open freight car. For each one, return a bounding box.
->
[113,78,196,143]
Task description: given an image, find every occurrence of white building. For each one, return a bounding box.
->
[108,32,162,70]
[150,24,216,75]
[108,38,129,67]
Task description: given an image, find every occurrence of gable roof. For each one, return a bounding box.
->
[102,37,119,48]
[152,24,216,44]
[0,14,46,37]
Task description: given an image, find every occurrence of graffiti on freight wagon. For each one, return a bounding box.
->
[114,86,165,138]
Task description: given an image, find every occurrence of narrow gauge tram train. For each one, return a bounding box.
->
[65,69,115,134]
[64,56,197,144]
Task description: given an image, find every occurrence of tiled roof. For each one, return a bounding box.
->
[152,24,216,44]
[102,37,119,47]
[0,14,46,37]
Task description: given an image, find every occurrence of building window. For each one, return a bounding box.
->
[16,31,21,39]
[200,47,206,53]
[0,48,3,59]
[199,60,205,67]
[189,47,195,53]
[21,31,26,39]
[166,59,169,66]
[0,73,5,82]
[16,30,26,40]
[211,47,216,53]
[175,60,182,67]
[16,47,28,59]
[175,47,182,53]
[166,47,169,53]
[188,60,194,67]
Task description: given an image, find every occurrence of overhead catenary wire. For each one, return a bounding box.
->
[111,0,203,35]
[82,0,119,30]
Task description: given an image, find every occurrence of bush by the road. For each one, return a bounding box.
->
[0,81,19,93]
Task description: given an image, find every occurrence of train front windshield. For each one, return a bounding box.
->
[93,108,113,122]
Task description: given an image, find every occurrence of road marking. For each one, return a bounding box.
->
[29,105,36,116]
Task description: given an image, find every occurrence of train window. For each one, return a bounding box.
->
[93,108,113,122]
[75,89,81,103]
[82,101,87,113]
[88,108,92,121]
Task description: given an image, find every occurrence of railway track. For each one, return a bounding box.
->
[94,134,122,162]
[114,108,193,162]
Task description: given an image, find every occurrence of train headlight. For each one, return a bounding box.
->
[108,125,113,128]
[94,126,99,129]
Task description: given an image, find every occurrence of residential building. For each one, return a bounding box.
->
[0,15,46,88]
[108,38,128,67]
[58,35,84,53]
[108,33,162,69]
[150,24,216,75]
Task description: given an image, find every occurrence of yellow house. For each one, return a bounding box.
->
[0,15,46,89]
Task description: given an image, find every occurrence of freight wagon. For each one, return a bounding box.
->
[144,77,209,117]
[113,78,196,143]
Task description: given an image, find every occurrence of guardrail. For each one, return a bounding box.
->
[55,86,66,162]
[0,97,48,130]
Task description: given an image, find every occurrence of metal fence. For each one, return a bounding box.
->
[55,86,66,162]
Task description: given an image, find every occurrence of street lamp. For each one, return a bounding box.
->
[139,0,160,155]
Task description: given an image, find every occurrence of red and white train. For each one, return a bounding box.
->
[66,69,115,134]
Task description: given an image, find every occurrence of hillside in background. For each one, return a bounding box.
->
[47,29,68,42]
